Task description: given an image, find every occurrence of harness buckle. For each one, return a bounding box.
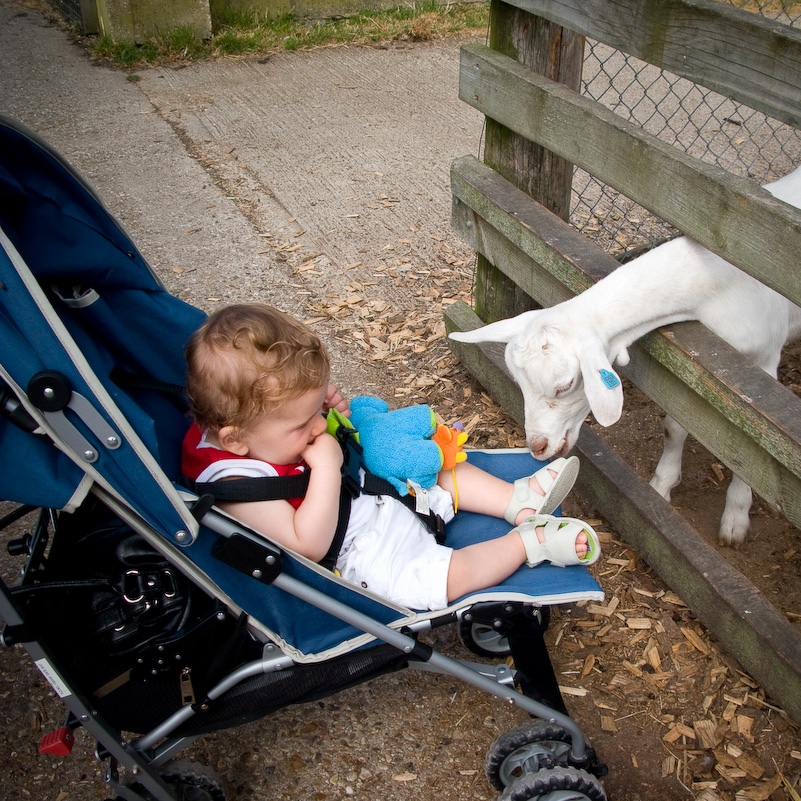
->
[337,426,364,498]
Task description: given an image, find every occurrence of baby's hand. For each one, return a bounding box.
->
[302,431,343,472]
[324,383,350,417]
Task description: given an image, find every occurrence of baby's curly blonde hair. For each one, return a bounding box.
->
[185,303,330,434]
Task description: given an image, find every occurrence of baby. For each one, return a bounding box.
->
[182,303,599,610]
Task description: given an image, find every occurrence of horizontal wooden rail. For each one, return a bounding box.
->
[458,43,801,308]
[499,0,801,128]
[451,155,801,525]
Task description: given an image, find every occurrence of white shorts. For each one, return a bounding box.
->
[335,487,455,611]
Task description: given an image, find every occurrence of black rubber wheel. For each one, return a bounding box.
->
[122,759,227,801]
[485,721,575,791]
[459,606,550,658]
[498,766,607,801]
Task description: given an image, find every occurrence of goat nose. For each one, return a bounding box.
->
[529,436,549,458]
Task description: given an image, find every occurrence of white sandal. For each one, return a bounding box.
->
[503,455,580,525]
[513,514,600,568]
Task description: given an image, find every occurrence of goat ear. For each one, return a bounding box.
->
[579,342,624,427]
[448,311,540,345]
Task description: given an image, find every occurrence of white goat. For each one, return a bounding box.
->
[451,167,801,544]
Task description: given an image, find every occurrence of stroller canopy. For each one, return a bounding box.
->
[0,114,204,542]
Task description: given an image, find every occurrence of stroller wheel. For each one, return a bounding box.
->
[122,759,226,801]
[497,766,607,801]
[458,617,512,657]
[459,606,550,658]
[485,721,577,791]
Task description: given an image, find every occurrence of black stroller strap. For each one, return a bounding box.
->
[180,471,350,572]
[181,423,446,572]
[360,472,446,545]
[320,485,352,571]
[335,425,446,543]
[180,473,310,503]
[183,470,445,550]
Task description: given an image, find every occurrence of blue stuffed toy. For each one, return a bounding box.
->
[347,396,467,496]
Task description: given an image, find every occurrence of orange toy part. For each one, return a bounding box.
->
[432,425,468,471]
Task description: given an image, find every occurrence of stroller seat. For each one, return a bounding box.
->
[178,448,602,665]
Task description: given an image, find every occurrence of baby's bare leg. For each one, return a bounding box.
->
[446,531,526,601]
[446,526,589,601]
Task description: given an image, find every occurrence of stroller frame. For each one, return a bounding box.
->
[0,113,608,801]
[1,493,604,801]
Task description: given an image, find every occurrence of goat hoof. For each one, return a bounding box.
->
[649,475,676,502]
[718,522,749,547]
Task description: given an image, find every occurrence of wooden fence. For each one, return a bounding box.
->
[445,0,801,723]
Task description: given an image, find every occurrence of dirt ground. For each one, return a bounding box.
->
[1,2,800,800]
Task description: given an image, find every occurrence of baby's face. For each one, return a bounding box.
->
[238,384,328,465]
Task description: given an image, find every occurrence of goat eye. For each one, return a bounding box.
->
[555,381,573,397]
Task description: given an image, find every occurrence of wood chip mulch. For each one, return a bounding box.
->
[544,525,801,800]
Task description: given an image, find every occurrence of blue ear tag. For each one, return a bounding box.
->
[600,369,620,389]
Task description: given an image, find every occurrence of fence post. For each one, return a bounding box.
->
[476,0,585,323]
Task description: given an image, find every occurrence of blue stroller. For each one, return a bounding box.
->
[0,114,608,801]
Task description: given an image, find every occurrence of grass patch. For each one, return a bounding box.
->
[91,2,489,69]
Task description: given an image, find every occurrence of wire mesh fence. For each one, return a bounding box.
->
[574,0,801,256]
[48,0,83,28]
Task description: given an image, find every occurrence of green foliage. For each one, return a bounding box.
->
[91,2,489,68]
[93,34,160,65]
[162,26,206,58]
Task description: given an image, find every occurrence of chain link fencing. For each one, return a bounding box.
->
[573,0,801,257]
[48,0,88,31]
